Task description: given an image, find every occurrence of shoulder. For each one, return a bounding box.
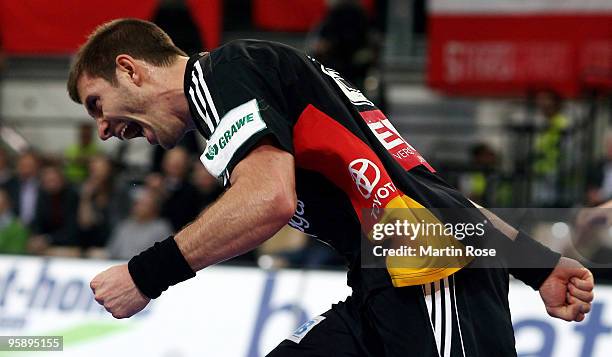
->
[206,40,308,83]
[210,39,301,64]
[187,40,307,89]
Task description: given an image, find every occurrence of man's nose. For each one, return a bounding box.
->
[96,119,113,141]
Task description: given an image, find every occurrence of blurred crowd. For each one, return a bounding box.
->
[0,123,222,260]
[0,121,347,268]
[444,90,595,209]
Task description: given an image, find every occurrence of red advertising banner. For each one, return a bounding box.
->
[0,0,221,54]
[427,0,612,98]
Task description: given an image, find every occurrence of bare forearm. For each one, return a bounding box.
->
[174,141,296,272]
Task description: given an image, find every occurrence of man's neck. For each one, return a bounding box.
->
[160,56,196,132]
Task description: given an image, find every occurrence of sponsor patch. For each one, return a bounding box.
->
[200,99,267,177]
[286,316,326,344]
[348,158,381,199]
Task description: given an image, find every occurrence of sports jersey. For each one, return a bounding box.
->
[182,40,555,291]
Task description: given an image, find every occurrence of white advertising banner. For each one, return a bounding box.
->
[0,255,610,357]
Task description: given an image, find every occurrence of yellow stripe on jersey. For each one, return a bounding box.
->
[371,195,472,287]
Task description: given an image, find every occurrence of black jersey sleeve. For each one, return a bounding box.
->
[197,57,295,181]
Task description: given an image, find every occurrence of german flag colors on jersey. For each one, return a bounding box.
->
[184,40,513,290]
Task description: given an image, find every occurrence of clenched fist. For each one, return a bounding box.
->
[539,257,595,322]
[90,264,150,319]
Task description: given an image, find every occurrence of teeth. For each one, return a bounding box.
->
[119,123,143,140]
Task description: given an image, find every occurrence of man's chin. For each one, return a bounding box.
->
[160,131,190,149]
[156,129,190,149]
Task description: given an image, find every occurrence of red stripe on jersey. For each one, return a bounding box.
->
[359,109,435,172]
[293,105,403,225]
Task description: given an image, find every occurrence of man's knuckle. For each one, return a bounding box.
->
[113,310,127,319]
[555,313,568,321]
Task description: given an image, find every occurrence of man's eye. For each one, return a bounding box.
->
[88,98,101,116]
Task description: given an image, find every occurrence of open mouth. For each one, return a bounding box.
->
[120,122,144,140]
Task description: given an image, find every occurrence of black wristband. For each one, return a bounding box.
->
[506,231,562,290]
[128,236,196,299]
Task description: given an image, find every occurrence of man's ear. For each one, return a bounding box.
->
[115,54,144,86]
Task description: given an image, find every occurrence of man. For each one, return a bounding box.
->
[6,151,40,228]
[106,188,173,260]
[69,19,594,356]
[29,165,80,252]
[0,189,29,254]
[146,147,201,231]
[64,123,100,183]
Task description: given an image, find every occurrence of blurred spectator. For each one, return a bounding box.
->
[153,0,204,55]
[64,123,101,183]
[151,134,201,174]
[307,0,378,91]
[78,155,125,248]
[458,144,498,206]
[106,189,172,260]
[28,165,79,253]
[0,148,14,188]
[0,189,29,254]
[533,90,569,175]
[531,90,570,206]
[6,151,40,227]
[147,147,201,230]
[586,131,612,206]
[192,162,222,210]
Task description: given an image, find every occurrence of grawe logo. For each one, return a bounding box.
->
[204,112,255,161]
[205,144,219,160]
[348,158,381,199]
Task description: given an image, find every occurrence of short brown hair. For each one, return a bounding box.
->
[67,18,186,103]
